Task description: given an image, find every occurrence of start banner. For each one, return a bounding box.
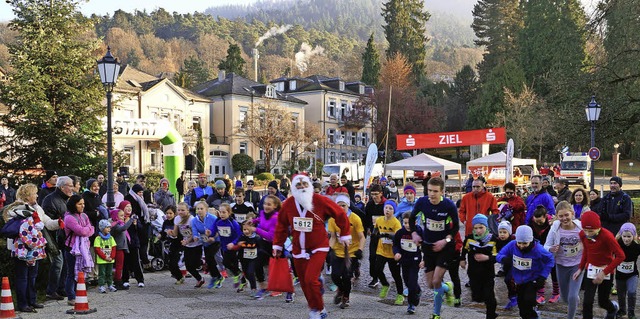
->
[396,128,506,150]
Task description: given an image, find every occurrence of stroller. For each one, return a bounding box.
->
[148,206,169,271]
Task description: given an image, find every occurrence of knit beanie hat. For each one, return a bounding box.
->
[515,225,534,242]
[384,200,397,214]
[610,176,623,186]
[581,211,601,229]
[268,180,278,189]
[335,194,350,206]
[235,180,243,188]
[159,178,169,186]
[132,184,144,193]
[379,176,387,182]
[403,185,416,194]
[85,178,97,190]
[472,214,489,228]
[619,222,637,237]
[215,180,226,189]
[44,170,57,181]
[498,220,512,235]
[118,200,131,212]
[109,209,120,222]
[99,219,111,231]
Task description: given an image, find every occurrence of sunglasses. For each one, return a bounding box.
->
[505,191,514,195]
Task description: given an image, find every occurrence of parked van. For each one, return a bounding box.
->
[560,152,591,189]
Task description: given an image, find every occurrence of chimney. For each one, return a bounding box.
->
[218,70,226,82]
[253,48,259,82]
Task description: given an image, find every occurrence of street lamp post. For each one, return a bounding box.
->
[97,47,121,209]
[585,95,601,190]
[313,140,318,177]
[336,135,344,163]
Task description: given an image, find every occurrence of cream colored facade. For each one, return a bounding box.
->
[111,66,211,176]
[270,76,375,165]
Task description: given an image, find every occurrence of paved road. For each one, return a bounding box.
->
[27,245,618,319]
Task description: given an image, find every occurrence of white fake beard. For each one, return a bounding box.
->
[291,183,314,211]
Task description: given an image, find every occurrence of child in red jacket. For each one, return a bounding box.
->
[572,211,625,319]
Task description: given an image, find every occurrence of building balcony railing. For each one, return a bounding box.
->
[209,134,230,145]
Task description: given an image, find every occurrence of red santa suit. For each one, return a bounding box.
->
[273,176,351,317]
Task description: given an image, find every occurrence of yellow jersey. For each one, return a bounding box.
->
[328,213,364,258]
[375,216,401,259]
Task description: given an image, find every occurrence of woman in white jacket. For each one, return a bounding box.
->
[544,201,583,319]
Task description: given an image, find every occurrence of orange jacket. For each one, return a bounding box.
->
[458,191,499,235]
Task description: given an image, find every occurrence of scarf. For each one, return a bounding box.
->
[129,188,149,223]
[111,219,131,242]
[99,232,111,240]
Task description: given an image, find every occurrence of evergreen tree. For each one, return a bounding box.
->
[0,0,106,177]
[447,65,478,131]
[472,0,523,81]
[518,0,588,97]
[361,33,381,86]
[218,43,246,76]
[174,56,210,89]
[381,0,430,80]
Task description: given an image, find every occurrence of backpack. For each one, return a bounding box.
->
[0,215,26,238]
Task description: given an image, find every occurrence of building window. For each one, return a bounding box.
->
[150,149,157,166]
[123,146,134,168]
[266,85,277,98]
[340,100,348,119]
[327,128,335,144]
[361,132,368,146]
[339,81,345,91]
[351,153,357,161]
[239,142,247,154]
[192,117,201,131]
[289,146,296,160]
[275,82,284,92]
[327,100,336,118]
[289,80,297,91]
[239,107,248,129]
[291,112,299,129]
[341,153,347,162]
[359,85,364,95]
[350,131,356,146]
[259,148,264,160]
[329,152,336,163]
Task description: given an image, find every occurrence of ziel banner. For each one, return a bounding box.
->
[396,128,507,150]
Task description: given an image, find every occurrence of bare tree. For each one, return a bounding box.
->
[285,121,321,172]
[237,100,296,173]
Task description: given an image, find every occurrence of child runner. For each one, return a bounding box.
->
[615,223,640,319]
[160,205,184,284]
[572,211,625,319]
[394,212,423,314]
[215,203,242,289]
[231,188,255,223]
[496,220,517,310]
[94,219,117,293]
[544,201,583,319]
[255,194,281,299]
[497,225,554,319]
[353,194,365,212]
[528,205,560,304]
[460,214,498,319]
[329,194,365,309]
[230,220,263,296]
[192,201,222,289]
[408,177,456,319]
[374,200,404,305]
[174,202,203,287]
[110,206,133,290]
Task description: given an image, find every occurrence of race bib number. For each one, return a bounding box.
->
[293,217,313,233]
[243,248,258,259]
[235,214,247,223]
[380,233,393,245]
[617,261,635,274]
[101,247,112,259]
[426,218,445,232]
[400,239,417,252]
[179,225,192,238]
[587,264,611,280]
[562,244,582,257]
[218,226,231,237]
[513,255,532,270]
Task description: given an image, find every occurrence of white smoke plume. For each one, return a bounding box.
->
[255,24,293,47]
[295,42,325,73]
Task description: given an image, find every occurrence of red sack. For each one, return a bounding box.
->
[267,257,294,293]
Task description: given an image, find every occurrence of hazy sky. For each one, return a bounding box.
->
[0,0,599,24]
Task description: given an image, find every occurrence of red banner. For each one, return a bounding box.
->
[396,127,507,150]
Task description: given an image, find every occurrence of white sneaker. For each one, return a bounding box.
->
[123,282,130,288]
[98,286,106,293]
[108,285,117,292]
[138,282,145,288]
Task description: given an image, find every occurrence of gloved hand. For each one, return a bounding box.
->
[58,219,65,229]
[354,249,363,260]
[32,211,41,224]
[533,276,546,289]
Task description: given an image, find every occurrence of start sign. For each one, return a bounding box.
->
[110,119,172,140]
[396,128,507,150]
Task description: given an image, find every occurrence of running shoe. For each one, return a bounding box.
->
[108,285,117,292]
[270,291,282,297]
[340,297,350,309]
[98,286,106,293]
[444,281,455,306]
[175,277,185,285]
[504,296,517,310]
[367,279,380,288]
[195,279,205,288]
[548,294,560,303]
[285,292,294,303]
[536,295,546,304]
[379,285,390,299]
[254,288,267,300]
[407,304,416,314]
[395,294,405,305]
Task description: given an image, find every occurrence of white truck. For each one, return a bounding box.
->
[560,152,591,189]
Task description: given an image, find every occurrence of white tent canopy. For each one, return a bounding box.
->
[466,151,536,168]
[385,153,462,172]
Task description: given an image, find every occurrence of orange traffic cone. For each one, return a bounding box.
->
[0,277,20,319]
[66,272,96,315]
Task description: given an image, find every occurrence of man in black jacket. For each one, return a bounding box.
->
[244,180,260,210]
[42,176,74,301]
[599,176,632,235]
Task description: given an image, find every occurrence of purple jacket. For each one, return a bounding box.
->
[255,210,279,242]
[64,212,94,248]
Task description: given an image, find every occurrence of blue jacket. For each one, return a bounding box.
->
[191,213,218,247]
[525,191,556,223]
[496,240,554,285]
[395,197,417,219]
[212,218,241,252]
